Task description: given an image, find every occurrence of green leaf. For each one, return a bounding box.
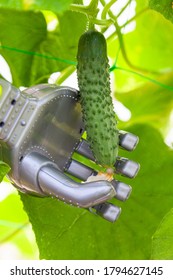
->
[0,161,10,182]
[0,8,47,86]
[108,7,173,91]
[30,0,74,14]
[132,3,173,71]
[29,32,73,84]
[58,11,87,56]
[0,0,23,9]
[0,192,38,258]
[0,74,6,81]
[135,0,148,12]
[20,124,173,259]
[0,8,86,86]
[0,0,74,13]
[149,0,173,24]
[30,10,86,84]
[116,72,173,136]
[151,209,173,259]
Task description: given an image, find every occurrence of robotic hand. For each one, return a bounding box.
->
[0,79,140,222]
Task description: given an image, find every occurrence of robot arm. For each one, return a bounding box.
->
[0,79,140,222]
[19,151,115,208]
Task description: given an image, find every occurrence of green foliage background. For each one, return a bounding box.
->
[0,0,173,259]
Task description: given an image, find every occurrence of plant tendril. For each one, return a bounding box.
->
[70,0,99,29]
[101,0,118,19]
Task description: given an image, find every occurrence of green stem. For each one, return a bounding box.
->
[0,49,21,86]
[113,18,159,75]
[32,66,76,86]
[100,2,158,75]
[101,0,118,19]
[116,0,132,19]
[92,17,114,26]
[88,0,99,13]
[119,7,149,30]
[70,4,89,14]
[107,7,149,39]
[55,65,76,85]
[70,0,99,19]
[31,74,51,85]
[71,1,114,28]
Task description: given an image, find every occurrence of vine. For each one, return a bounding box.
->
[0,1,171,90]
[71,0,159,75]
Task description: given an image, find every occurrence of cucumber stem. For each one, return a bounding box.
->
[70,0,99,19]
[71,1,115,28]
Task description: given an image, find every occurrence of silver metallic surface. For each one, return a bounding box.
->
[0,79,140,222]
[93,203,121,223]
[119,131,139,151]
[39,166,115,208]
[19,152,57,195]
[19,152,116,207]
[115,157,140,178]
[0,79,84,187]
[111,180,132,201]
[65,159,96,181]
[76,139,95,161]
[76,132,139,160]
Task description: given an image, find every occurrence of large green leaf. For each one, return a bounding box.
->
[135,0,148,12]
[131,3,173,71]
[20,124,173,259]
[0,8,47,86]
[0,0,23,9]
[151,209,173,259]
[149,0,173,24]
[58,10,87,54]
[0,0,73,13]
[0,162,10,182]
[0,8,86,86]
[29,31,75,84]
[108,7,173,91]
[116,72,173,135]
[30,10,86,84]
[30,0,74,14]
[0,192,38,258]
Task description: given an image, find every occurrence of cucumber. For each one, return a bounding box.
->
[77,30,118,167]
